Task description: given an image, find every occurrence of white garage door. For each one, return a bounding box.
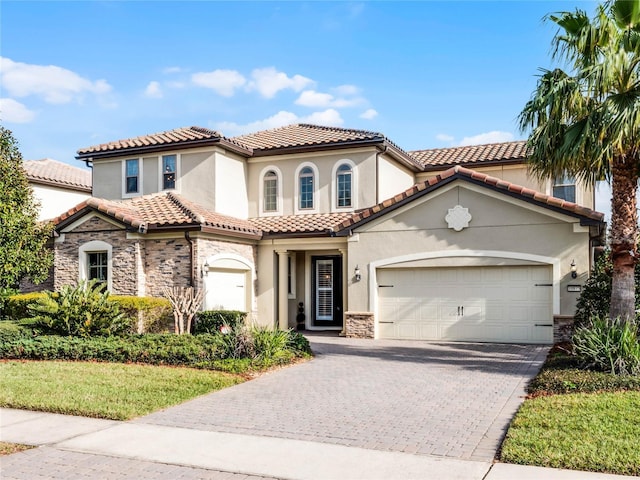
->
[205,270,247,311]
[377,265,553,344]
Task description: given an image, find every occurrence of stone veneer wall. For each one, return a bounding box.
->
[345,311,375,339]
[143,237,192,297]
[54,217,140,295]
[554,315,575,343]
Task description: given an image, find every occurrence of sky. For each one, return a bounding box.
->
[0,0,612,216]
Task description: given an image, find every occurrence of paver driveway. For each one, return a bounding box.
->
[138,334,548,461]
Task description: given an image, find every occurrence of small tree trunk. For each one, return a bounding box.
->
[609,156,638,322]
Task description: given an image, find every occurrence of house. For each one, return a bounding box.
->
[23,158,92,221]
[52,124,605,344]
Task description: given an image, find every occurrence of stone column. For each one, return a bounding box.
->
[276,250,289,330]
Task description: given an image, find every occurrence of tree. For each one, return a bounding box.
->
[162,286,204,334]
[519,0,640,321]
[0,126,53,293]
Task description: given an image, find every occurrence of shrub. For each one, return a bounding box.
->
[574,251,640,328]
[110,295,172,333]
[572,317,640,375]
[29,281,130,337]
[0,320,29,342]
[4,292,48,320]
[194,310,247,334]
[529,367,640,395]
[0,287,18,319]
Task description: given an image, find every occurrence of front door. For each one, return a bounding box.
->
[312,256,343,327]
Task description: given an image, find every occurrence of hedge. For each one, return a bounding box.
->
[5,293,172,334]
[194,310,247,334]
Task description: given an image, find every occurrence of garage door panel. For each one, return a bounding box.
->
[378,265,553,344]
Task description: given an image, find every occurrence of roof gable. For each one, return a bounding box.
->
[335,165,603,234]
[54,192,262,239]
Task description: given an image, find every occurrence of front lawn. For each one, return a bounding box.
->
[500,346,640,476]
[0,360,243,420]
[501,391,640,476]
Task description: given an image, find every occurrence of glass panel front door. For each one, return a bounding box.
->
[312,256,343,327]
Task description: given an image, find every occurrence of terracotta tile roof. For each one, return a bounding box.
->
[410,141,529,169]
[23,158,91,192]
[76,126,251,158]
[232,123,422,170]
[232,124,384,151]
[249,212,355,235]
[336,165,604,232]
[54,192,262,238]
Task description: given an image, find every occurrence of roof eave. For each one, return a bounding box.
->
[249,137,384,157]
[28,177,92,193]
[76,137,252,160]
[420,157,527,172]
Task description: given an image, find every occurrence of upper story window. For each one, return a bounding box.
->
[125,159,140,194]
[336,163,352,208]
[553,174,576,203]
[299,167,314,210]
[162,155,177,190]
[263,170,278,212]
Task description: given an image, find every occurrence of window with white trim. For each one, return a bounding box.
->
[299,167,314,210]
[162,155,177,190]
[263,170,278,212]
[553,174,576,203]
[79,240,113,291]
[87,251,108,283]
[125,159,140,194]
[336,163,352,208]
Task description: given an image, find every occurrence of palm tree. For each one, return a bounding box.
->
[520,0,640,321]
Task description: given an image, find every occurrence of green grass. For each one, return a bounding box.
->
[0,442,32,456]
[0,360,244,420]
[501,391,640,476]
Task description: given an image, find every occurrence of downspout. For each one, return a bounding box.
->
[184,231,195,287]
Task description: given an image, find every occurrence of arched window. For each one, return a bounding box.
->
[336,163,352,208]
[263,170,278,212]
[299,167,314,210]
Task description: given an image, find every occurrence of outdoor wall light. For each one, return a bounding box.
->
[354,265,361,282]
[570,259,577,279]
[203,260,209,277]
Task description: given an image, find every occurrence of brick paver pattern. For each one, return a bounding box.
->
[139,335,548,461]
[0,447,281,480]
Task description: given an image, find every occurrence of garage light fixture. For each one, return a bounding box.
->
[354,265,361,282]
[203,260,209,277]
[570,260,577,279]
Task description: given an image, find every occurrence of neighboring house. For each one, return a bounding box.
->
[52,124,605,344]
[23,158,92,221]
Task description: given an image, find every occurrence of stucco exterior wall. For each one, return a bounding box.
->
[417,164,595,209]
[346,183,592,318]
[142,155,159,195]
[247,148,378,217]
[213,151,249,219]
[377,154,415,203]
[92,160,121,199]
[32,184,90,221]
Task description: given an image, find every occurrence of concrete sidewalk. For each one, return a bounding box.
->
[0,408,635,480]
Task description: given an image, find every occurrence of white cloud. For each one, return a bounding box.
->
[459,130,514,146]
[144,81,163,98]
[215,109,343,136]
[0,98,36,123]
[0,57,112,105]
[295,89,364,108]
[333,84,359,96]
[359,108,378,120]
[248,67,314,98]
[436,133,454,142]
[191,69,246,97]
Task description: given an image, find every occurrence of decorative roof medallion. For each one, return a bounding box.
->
[445,205,472,232]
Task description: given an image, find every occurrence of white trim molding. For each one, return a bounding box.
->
[294,161,320,214]
[331,159,357,212]
[122,157,143,198]
[258,165,283,217]
[78,240,113,291]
